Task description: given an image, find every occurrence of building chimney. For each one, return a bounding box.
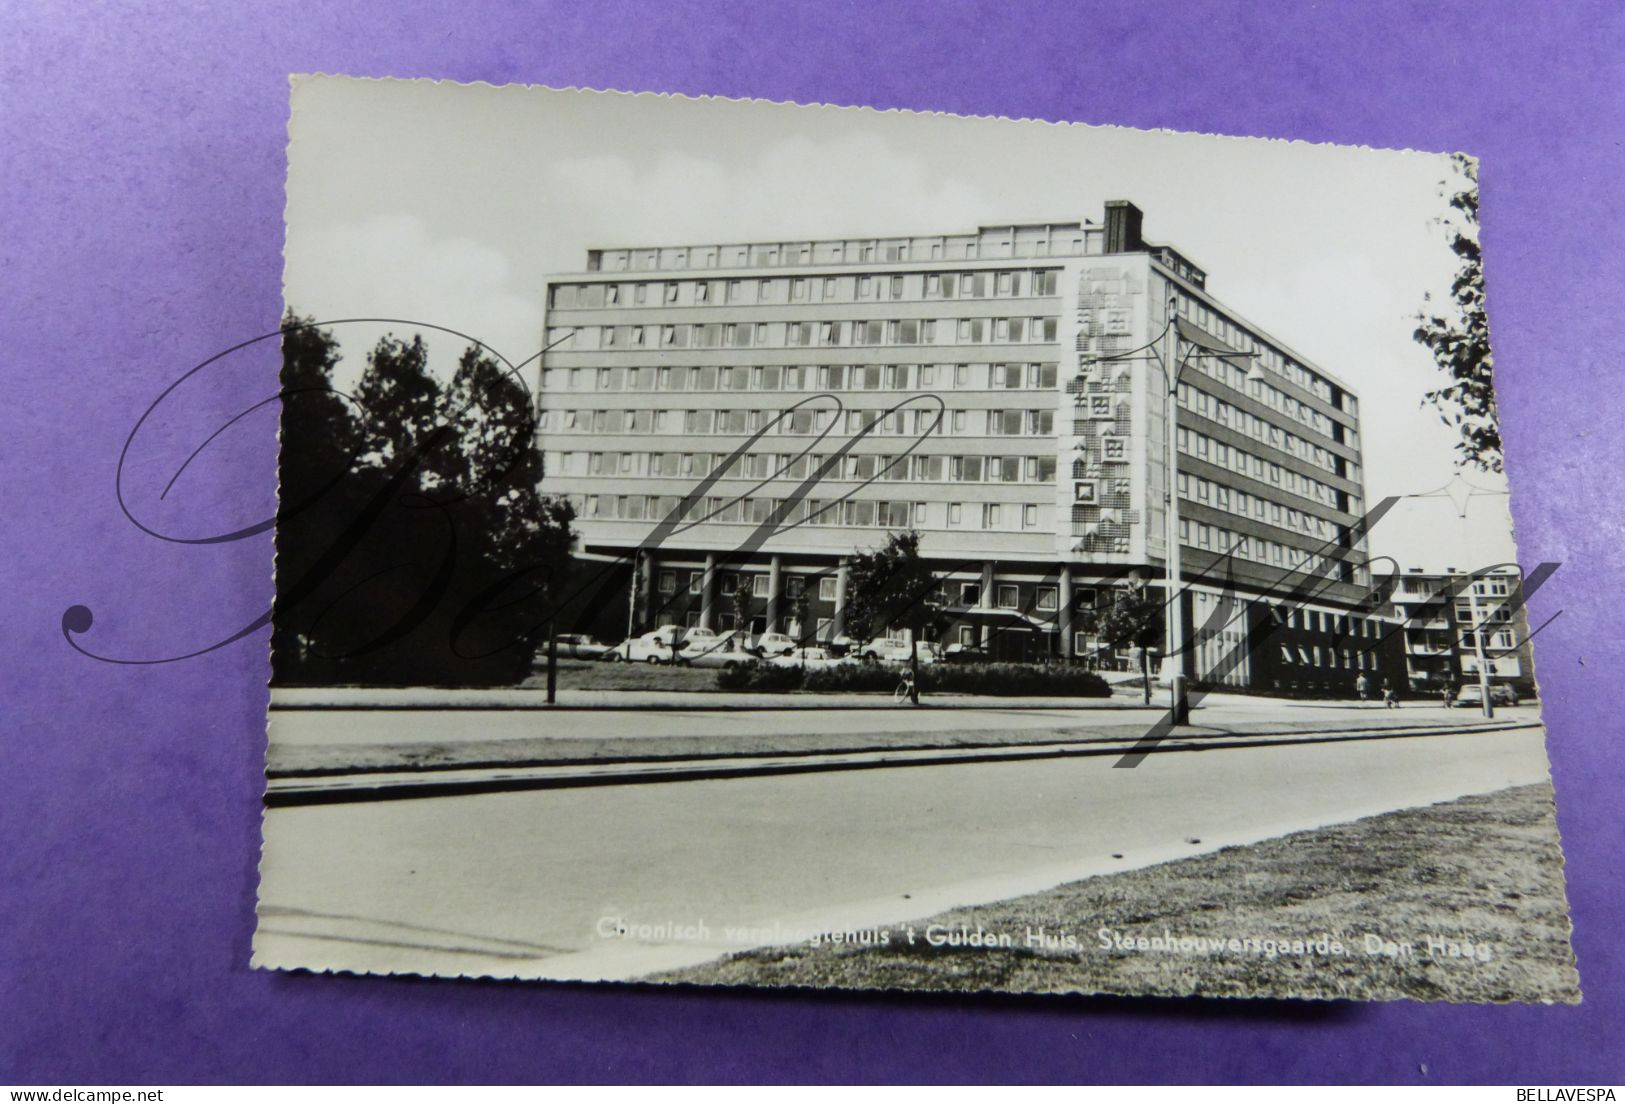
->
[1103,200,1144,253]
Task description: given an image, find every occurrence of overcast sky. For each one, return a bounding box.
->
[284,77,1519,571]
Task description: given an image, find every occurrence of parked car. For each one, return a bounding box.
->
[684,643,757,670]
[943,642,991,664]
[682,629,756,668]
[852,637,939,664]
[1453,682,1521,707]
[678,626,721,650]
[549,633,609,661]
[643,624,687,647]
[749,632,799,658]
[767,646,848,669]
[768,645,827,664]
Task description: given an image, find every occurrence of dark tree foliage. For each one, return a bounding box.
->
[272,314,576,687]
[843,530,941,642]
[1414,153,1501,474]
[354,334,439,464]
[274,313,361,522]
[843,529,942,703]
[1081,583,1165,704]
[436,345,575,577]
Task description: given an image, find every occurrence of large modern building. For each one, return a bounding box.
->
[1385,566,1538,697]
[536,200,1398,692]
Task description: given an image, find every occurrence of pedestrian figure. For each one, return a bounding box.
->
[894,667,916,706]
[1355,672,1371,705]
[1382,678,1398,709]
[1442,678,1457,709]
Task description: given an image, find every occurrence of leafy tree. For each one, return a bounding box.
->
[354,334,439,466]
[434,347,535,495]
[272,313,363,679]
[1080,583,1165,705]
[1413,153,1501,473]
[275,312,362,519]
[843,530,941,704]
[272,317,576,686]
[437,345,574,576]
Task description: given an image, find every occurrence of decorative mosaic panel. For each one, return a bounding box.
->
[1060,263,1144,557]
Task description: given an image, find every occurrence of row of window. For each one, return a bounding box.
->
[1390,575,1517,605]
[1453,600,1515,625]
[1176,384,1354,480]
[548,316,1061,352]
[1148,329,1346,444]
[1176,516,1354,584]
[551,269,1065,310]
[548,361,1062,394]
[1456,628,1519,651]
[655,571,1068,615]
[1176,427,1352,513]
[645,568,1384,652]
[1271,606,1383,638]
[548,260,1349,418]
[1181,478,1334,544]
[1178,473,1340,541]
[569,493,1052,533]
[1277,644,1383,672]
[590,228,1092,273]
[548,450,1061,485]
[662,569,796,598]
[543,406,1056,438]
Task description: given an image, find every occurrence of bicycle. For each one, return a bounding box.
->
[893,673,916,705]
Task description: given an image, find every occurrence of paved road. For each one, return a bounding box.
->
[254,724,1552,982]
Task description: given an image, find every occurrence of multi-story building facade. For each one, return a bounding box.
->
[536,201,1396,692]
[1385,567,1537,696]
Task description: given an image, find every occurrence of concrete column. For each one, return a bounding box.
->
[699,552,717,630]
[1059,564,1075,659]
[832,558,851,640]
[765,554,783,634]
[639,551,656,633]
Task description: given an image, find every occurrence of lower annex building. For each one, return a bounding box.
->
[1385,566,1538,697]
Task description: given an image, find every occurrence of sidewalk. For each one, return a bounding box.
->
[270,684,1522,714]
[270,684,1158,711]
[266,710,1544,805]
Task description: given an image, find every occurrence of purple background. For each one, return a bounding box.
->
[4,0,1622,1085]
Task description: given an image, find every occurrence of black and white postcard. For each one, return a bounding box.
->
[255,78,1577,1003]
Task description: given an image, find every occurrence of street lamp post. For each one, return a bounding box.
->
[1395,477,1511,720]
[1159,297,1191,724]
[529,325,577,697]
[626,550,641,645]
[1466,582,1495,720]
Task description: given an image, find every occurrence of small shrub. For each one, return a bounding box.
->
[715,663,806,691]
[802,664,902,693]
[925,663,1110,697]
[715,661,1110,697]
